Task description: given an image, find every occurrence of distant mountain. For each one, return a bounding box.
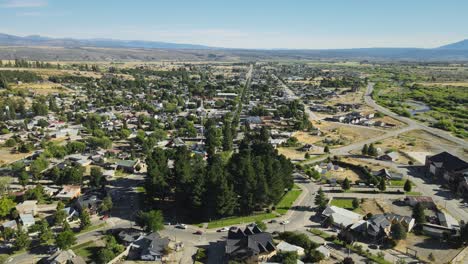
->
[0,33,467,61]
[0,33,213,50]
[438,39,468,50]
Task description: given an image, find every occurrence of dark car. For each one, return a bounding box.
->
[194,230,203,235]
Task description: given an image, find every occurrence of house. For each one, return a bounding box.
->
[116,159,140,173]
[63,207,79,222]
[1,220,18,230]
[19,213,35,230]
[425,152,468,187]
[132,232,170,261]
[321,205,363,229]
[16,200,38,215]
[316,245,331,259]
[118,229,144,246]
[74,194,101,214]
[165,137,185,148]
[351,213,415,239]
[46,249,86,264]
[55,185,81,200]
[378,152,399,162]
[405,196,436,209]
[372,169,403,180]
[276,241,305,256]
[225,225,276,263]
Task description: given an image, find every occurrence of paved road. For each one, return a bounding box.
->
[272,74,320,121]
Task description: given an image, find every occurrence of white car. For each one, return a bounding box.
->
[217,227,229,232]
[280,220,289,225]
[175,224,187,229]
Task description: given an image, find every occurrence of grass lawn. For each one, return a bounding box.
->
[77,223,106,235]
[389,179,415,186]
[207,213,277,229]
[330,198,363,213]
[71,240,100,261]
[276,185,302,214]
[207,185,303,229]
[309,228,332,239]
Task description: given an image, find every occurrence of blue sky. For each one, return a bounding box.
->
[0,0,467,49]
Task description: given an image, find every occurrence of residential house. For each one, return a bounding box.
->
[132,232,170,261]
[378,152,399,162]
[116,159,140,173]
[19,213,35,230]
[321,205,363,229]
[425,152,468,191]
[55,185,81,200]
[225,225,276,263]
[74,194,102,214]
[16,200,38,215]
[316,245,331,259]
[118,229,144,246]
[405,196,436,209]
[372,169,403,180]
[276,241,305,256]
[1,220,18,231]
[46,249,86,264]
[63,207,79,222]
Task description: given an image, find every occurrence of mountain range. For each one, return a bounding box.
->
[0,33,467,61]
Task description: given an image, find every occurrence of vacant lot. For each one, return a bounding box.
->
[0,148,31,165]
[396,233,464,263]
[375,129,467,162]
[315,121,385,147]
[12,81,73,95]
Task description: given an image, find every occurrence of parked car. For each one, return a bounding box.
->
[175,224,187,229]
[280,220,289,225]
[194,230,203,235]
[217,227,229,232]
[268,219,278,224]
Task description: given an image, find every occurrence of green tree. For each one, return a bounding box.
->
[0,74,8,89]
[352,198,360,209]
[361,144,369,155]
[136,210,164,233]
[404,179,412,192]
[324,145,330,153]
[55,230,76,249]
[100,195,113,213]
[368,143,378,157]
[89,167,105,188]
[79,209,91,230]
[391,222,407,240]
[315,187,328,211]
[18,170,29,188]
[378,177,386,191]
[413,203,426,224]
[54,201,67,226]
[342,177,351,191]
[14,228,31,250]
[0,196,15,217]
[222,115,233,151]
[38,220,53,245]
[0,177,12,195]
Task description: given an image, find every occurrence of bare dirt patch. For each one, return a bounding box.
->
[395,233,464,263]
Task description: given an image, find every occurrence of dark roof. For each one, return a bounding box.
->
[427,152,468,171]
[137,232,170,257]
[225,225,275,257]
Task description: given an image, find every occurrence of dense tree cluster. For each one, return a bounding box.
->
[145,127,294,221]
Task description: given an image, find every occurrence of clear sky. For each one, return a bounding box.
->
[0,0,467,49]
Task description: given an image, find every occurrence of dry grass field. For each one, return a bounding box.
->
[315,121,385,147]
[0,148,31,165]
[11,81,73,95]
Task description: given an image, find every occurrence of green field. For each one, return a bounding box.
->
[207,185,303,229]
[330,198,355,209]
